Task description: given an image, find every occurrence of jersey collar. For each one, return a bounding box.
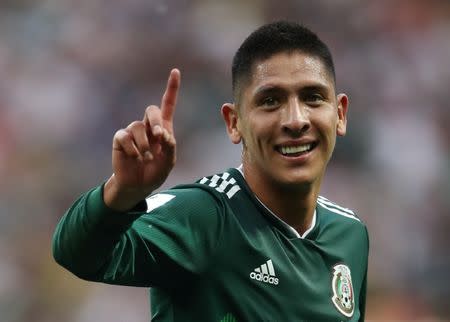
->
[235,165,317,239]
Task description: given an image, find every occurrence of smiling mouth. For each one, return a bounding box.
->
[276,142,317,157]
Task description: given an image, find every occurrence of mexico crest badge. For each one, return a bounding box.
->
[331,264,354,317]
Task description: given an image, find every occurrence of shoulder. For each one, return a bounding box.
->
[317,196,368,232]
[317,195,369,246]
[144,187,220,216]
[317,195,361,223]
[194,169,243,200]
[168,168,244,202]
[137,186,223,234]
[143,168,243,215]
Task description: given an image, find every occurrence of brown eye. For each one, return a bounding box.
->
[262,96,280,108]
[305,93,324,105]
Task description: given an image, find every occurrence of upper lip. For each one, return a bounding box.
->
[275,139,317,148]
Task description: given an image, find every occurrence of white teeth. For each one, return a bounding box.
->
[280,144,311,155]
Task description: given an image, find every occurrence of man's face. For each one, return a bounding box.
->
[223,51,348,189]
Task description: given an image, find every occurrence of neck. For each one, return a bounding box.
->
[241,166,321,235]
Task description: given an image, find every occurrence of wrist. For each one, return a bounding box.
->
[103,175,149,212]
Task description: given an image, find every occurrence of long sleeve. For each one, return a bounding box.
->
[52,185,142,282]
[52,184,224,288]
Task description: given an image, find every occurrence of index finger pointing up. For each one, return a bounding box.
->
[161,68,181,125]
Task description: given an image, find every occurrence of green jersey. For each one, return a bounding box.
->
[53,168,369,322]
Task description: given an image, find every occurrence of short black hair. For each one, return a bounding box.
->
[232,21,336,102]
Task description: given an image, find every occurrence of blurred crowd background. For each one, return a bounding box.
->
[0,0,449,321]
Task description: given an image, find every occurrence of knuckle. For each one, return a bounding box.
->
[115,129,132,142]
[145,105,159,114]
[127,120,144,130]
[115,128,127,138]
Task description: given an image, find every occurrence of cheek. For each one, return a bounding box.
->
[241,122,272,153]
[312,117,339,151]
[241,110,280,150]
[316,110,339,134]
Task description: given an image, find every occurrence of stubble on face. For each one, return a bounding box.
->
[235,51,345,193]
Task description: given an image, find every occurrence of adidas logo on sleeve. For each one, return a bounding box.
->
[249,259,279,285]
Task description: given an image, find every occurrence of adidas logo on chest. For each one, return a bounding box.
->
[249,259,279,285]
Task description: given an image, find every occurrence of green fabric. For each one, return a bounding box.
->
[53,168,369,321]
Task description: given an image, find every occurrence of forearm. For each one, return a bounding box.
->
[52,185,142,280]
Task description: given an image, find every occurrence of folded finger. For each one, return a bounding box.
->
[126,121,151,157]
[143,105,164,137]
[113,129,141,158]
[160,127,176,156]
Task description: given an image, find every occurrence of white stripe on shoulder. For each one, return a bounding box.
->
[317,199,360,222]
[145,193,175,213]
[318,196,355,215]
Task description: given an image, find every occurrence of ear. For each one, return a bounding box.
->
[221,103,242,144]
[336,93,349,137]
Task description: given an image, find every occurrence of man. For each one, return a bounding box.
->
[53,21,369,321]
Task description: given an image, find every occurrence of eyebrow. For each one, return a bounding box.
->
[253,82,330,97]
[253,85,282,97]
[300,84,330,94]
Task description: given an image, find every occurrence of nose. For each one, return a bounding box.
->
[281,98,310,135]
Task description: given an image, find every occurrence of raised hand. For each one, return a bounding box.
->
[104,69,181,211]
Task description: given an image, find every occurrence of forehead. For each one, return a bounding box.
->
[248,52,334,93]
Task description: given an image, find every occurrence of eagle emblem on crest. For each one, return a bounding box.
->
[331,263,354,317]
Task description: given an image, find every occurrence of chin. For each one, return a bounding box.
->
[272,171,317,189]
